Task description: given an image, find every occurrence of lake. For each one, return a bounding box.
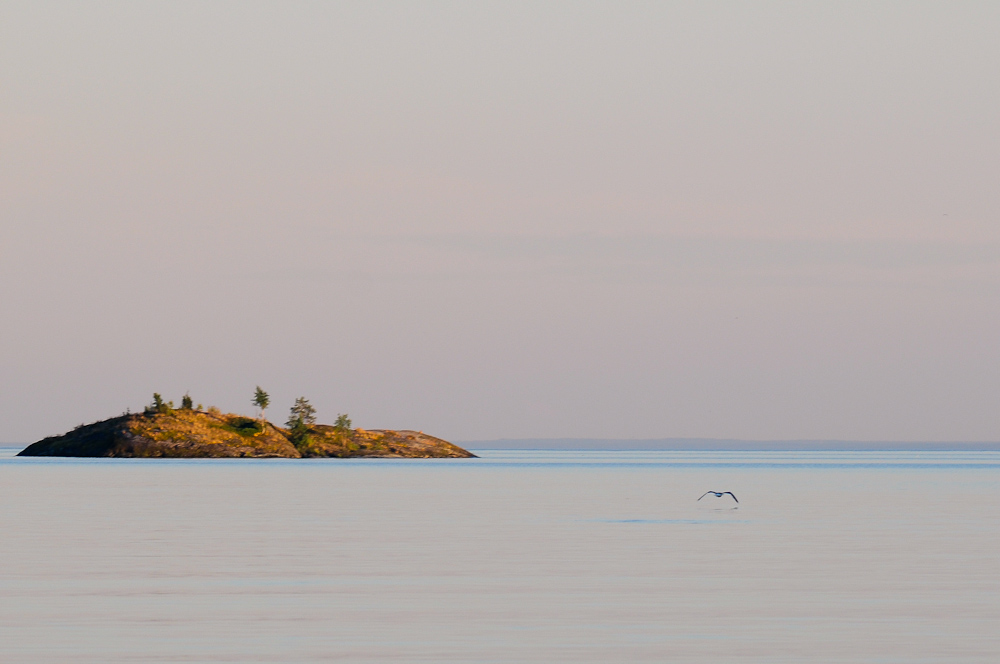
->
[1,449,998,662]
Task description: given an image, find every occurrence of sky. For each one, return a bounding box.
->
[1,1,998,443]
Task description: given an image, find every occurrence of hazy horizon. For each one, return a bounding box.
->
[456,437,1000,451]
[2,1,999,444]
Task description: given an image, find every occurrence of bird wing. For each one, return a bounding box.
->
[722,492,739,503]
[697,492,712,501]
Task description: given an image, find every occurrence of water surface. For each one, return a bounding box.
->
[2,450,998,662]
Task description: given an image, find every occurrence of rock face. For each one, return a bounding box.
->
[17,410,476,459]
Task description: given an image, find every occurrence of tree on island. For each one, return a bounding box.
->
[333,413,352,432]
[287,397,316,428]
[286,397,317,449]
[145,393,173,415]
[181,393,194,410]
[253,386,270,422]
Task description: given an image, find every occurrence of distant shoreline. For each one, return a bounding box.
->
[460,438,1000,451]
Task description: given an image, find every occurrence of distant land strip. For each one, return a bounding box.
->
[460,438,1000,451]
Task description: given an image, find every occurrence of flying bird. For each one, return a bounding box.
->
[698,491,738,503]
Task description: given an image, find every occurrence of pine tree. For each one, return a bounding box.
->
[286,397,317,450]
[333,413,352,432]
[286,397,316,428]
[145,393,171,415]
[253,386,271,422]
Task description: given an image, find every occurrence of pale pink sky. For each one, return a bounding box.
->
[1,1,998,443]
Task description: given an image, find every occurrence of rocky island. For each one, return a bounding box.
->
[18,397,475,459]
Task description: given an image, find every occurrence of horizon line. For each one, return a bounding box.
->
[458,437,1000,451]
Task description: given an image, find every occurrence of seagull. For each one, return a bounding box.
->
[698,491,738,503]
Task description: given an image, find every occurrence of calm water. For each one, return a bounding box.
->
[1,449,998,662]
